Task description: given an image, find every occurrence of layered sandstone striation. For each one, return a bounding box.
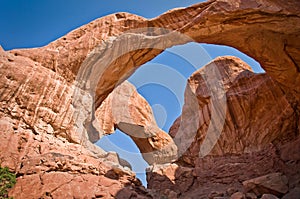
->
[170,56,298,165]
[0,0,299,198]
[0,47,150,198]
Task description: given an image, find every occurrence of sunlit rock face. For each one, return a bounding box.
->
[169,56,297,165]
[0,0,299,198]
[0,44,150,199]
[148,57,299,199]
[10,0,300,110]
[95,81,178,165]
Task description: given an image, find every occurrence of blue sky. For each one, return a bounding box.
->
[0,0,264,186]
[0,0,204,50]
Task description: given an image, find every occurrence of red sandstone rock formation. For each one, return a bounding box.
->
[0,29,150,199]
[148,57,300,198]
[10,0,300,109]
[169,56,297,165]
[95,81,178,165]
[0,0,299,198]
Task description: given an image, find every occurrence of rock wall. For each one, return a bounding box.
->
[148,57,300,198]
[0,47,151,198]
[170,56,297,165]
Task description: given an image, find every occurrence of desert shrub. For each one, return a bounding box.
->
[0,167,16,199]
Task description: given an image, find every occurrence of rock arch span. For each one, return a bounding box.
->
[4,0,300,164]
[1,0,300,198]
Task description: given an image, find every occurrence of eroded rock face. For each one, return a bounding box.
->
[0,42,150,198]
[148,57,300,198]
[95,81,178,164]
[0,115,150,198]
[243,173,289,197]
[147,140,300,199]
[170,56,297,165]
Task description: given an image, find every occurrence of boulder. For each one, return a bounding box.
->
[261,194,279,199]
[242,173,288,197]
[230,192,246,199]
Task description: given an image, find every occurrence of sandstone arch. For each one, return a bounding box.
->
[4,0,299,164]
[1,0,300,198]
[11,0,300,109]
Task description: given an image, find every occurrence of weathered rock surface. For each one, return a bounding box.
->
[170,56,297,164]
[0,0,299,198]
[10,0,300,110]
[230,192,246,199]
[282,187,300,199]
[147,57,300,198]
[0,36,150,198]
[0,115,149,198]
[243,173,288,197]
[95,81,178,164]
[147,141,300,198]
[261,194,279,199]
